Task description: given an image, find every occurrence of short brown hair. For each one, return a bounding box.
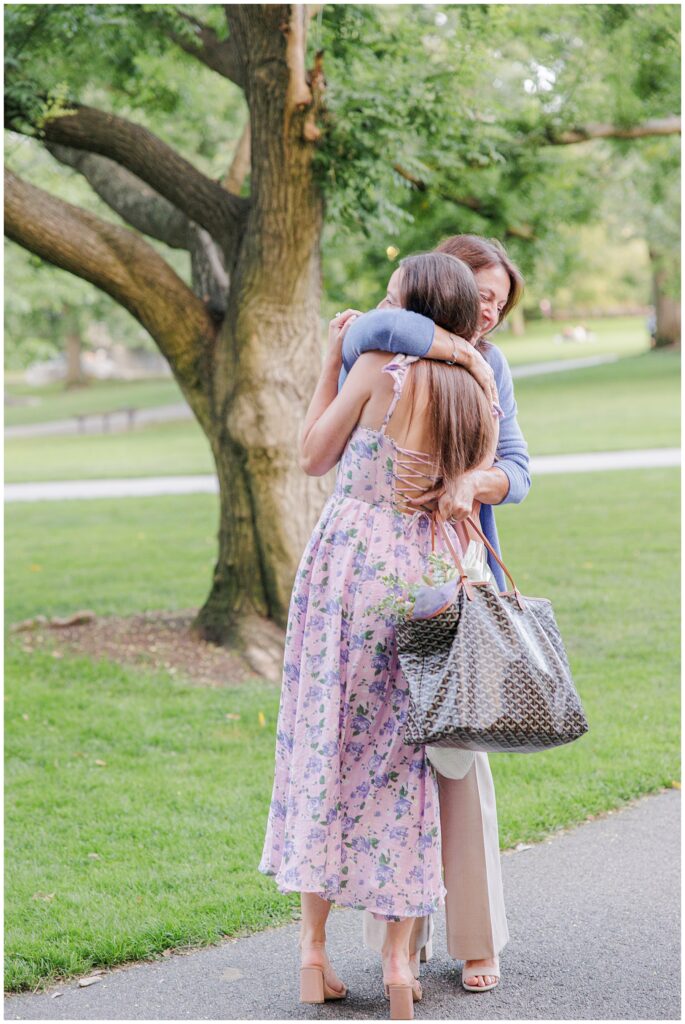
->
[435,234,524,329]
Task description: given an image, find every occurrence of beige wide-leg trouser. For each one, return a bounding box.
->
[362,752,509,960]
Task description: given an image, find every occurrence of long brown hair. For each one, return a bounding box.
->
[436,234,524,334]
[397,252,497,489]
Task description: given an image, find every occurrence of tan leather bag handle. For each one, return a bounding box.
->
[432,511,525,609]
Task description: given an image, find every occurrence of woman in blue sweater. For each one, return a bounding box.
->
[338,234,530,993]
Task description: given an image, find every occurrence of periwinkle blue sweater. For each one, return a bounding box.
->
[339,308,532,591]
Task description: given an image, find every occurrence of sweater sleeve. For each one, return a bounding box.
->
[485,343,531,506]
[342,308,435,372]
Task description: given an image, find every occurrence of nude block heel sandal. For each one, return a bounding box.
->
[299,966,348,1004]
[384,980,422,1020]
[461,962,500,992]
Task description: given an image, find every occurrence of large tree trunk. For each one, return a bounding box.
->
[192,6,329,645]
[650,246,681,348]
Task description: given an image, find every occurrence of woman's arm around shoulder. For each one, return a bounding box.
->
[481,342,531,505]
[342,309,434,372]
[300,351,389,477]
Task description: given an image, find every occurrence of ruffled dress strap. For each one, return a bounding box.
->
[379,353,421,434]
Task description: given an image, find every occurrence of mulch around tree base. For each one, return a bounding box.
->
[10,609,279,687]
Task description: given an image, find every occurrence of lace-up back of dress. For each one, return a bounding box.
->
[379,356,441,515]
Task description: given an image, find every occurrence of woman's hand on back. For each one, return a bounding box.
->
[327,309,362,363]
[406,473,479,521]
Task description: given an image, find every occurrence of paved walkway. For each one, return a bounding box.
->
[5,357,619,441]
[5,448,680,503]
[510,353,619,379]
[5,402,192,439]
[4,788,679,1020]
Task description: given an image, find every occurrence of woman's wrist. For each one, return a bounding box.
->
[446,333,474,367]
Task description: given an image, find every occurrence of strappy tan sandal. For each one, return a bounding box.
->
[461,957,500,992]
[383,978,422,1019]
[299,965,348,1003]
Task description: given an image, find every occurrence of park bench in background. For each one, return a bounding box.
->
[74,407,137,433]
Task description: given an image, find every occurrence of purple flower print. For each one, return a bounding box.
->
[408,864,424,883]
[394,797,412,818]
[376,864,395,885]
[351,439,375,459]
[389,826,409,841]
[307,827,327,844]
[276,731,294,753]
[259,366,445,918]
[283,661,299,683]
[345,741,365,757]
[271,799,287,821]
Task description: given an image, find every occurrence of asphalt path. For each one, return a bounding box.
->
[4,355,619,441]
[5,788,680,1021]
[4,448,680,503]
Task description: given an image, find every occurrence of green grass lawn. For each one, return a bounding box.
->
[4,349,679,483]
[514,348,680,455]
[5,467,679,991]
[495,314,650,367]
[5,376,184,428]
[4,420,216,485]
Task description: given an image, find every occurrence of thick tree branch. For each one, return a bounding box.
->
[45,143,191,249]
[162,8,245,87]
[12,102,248,248]
[393,163,535,241]
[45,143,230,315]
[5,167,216,426]
[546,116,681,145]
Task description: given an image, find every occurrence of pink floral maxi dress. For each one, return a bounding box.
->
[259,355,463,920]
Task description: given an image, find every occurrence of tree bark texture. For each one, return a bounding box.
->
[194,5,329,641]
[5,7,329,647]
[650,246,681,347]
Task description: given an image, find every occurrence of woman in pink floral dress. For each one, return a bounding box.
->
[259,252,499,1017]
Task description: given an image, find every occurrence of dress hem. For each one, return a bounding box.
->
[259,864,445,922]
